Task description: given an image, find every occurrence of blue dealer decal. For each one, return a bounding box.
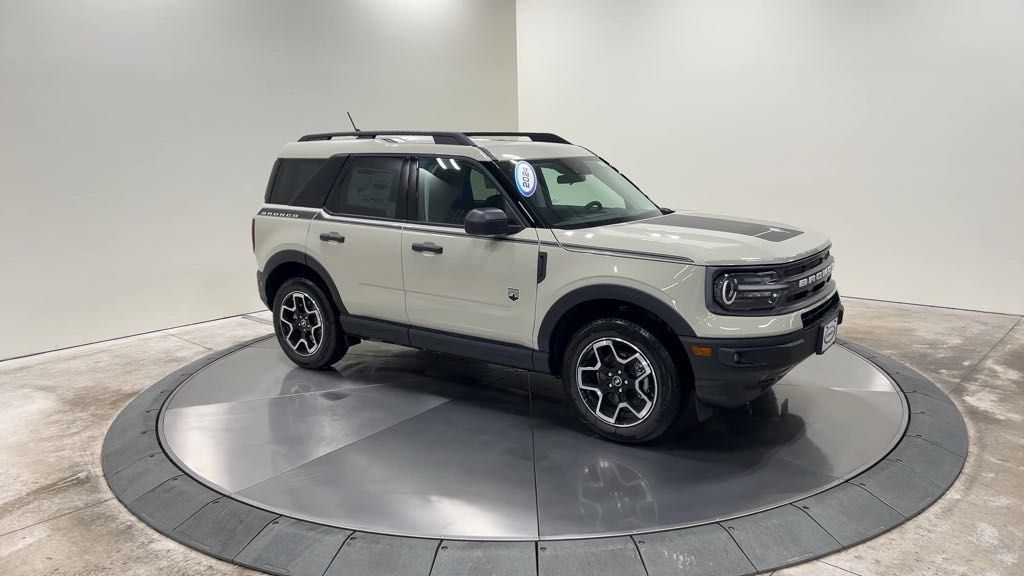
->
[514,161,538,198]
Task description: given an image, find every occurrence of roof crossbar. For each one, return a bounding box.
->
[297,130,572,146]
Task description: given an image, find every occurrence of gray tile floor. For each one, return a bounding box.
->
[0,300,1020,575]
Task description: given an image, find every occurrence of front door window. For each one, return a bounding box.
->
[413,157,508,226]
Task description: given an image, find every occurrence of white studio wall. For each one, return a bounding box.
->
[0,0,518,359]
[3,0,1021,361]
[517,0,1024,314]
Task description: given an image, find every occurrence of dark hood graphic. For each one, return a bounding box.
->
[644,214,803,243]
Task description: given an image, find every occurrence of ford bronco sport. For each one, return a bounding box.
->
[253,131,842,443]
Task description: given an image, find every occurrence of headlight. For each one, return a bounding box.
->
[713,271,786,312]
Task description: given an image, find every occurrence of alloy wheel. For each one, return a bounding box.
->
[576,337,658,427]
[279,291,324,356]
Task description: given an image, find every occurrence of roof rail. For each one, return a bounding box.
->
[297,130,573,146]
[298,130,476,146]
[463,132,571,144]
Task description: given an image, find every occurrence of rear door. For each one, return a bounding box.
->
[306,155,409,325]
[401,156,539,348]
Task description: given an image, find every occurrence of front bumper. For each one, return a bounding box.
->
[680,293,843,408]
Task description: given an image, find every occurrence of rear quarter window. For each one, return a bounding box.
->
[266,158,329,207]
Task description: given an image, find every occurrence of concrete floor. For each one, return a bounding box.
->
[0,299,1020,576]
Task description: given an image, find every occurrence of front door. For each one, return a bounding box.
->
[401,156,539,348]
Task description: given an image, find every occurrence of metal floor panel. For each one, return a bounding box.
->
[532,403,841,538]
[160,340,907,541]
[236,393,539,540]
[162,384,455,493]
[167,345,512,409]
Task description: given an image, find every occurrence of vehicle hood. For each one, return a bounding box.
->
[551,211,831,267]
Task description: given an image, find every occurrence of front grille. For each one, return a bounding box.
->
[780,276,831,306]
[779,250,829,279]
[705,247,836,317]
[801,292,841,327]
[779,250,834,308]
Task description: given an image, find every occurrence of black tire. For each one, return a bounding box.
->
[562,318,691,444]
[272,277,348,369]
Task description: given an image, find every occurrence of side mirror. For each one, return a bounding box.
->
[465,207,518,236]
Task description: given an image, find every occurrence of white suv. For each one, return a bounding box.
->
[253,131,842,443]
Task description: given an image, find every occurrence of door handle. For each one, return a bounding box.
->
[319,232,345,244]
[411,242,443,254]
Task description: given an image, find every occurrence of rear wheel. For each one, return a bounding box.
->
[272,277,347,369]
[563,318,690,443]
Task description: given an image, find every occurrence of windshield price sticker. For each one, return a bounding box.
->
[514,161,538,197]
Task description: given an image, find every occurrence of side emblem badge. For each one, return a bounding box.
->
[507,288,520,302]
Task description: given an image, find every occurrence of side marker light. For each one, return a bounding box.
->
[691,345,713,358]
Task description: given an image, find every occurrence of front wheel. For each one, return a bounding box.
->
[272,277,348,369]
[563,318,690,443]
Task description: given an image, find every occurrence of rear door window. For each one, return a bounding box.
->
[327,157,405,219]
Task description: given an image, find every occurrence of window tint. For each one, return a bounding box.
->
[540,166,625,209]
[328,157,404,218]
[413,157,504,226]
[267,159,327,206]
[499,157,661,229]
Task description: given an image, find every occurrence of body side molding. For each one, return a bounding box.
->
[409,327,535,370]
[339,314,536,371]
[340,314,410,346]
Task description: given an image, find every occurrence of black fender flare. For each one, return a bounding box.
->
[261,250,348,314]
[537,284,696,353]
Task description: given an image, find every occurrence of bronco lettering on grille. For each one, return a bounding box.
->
[796,263,834,288]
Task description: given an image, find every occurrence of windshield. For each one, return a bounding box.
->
[499,156,662,229]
